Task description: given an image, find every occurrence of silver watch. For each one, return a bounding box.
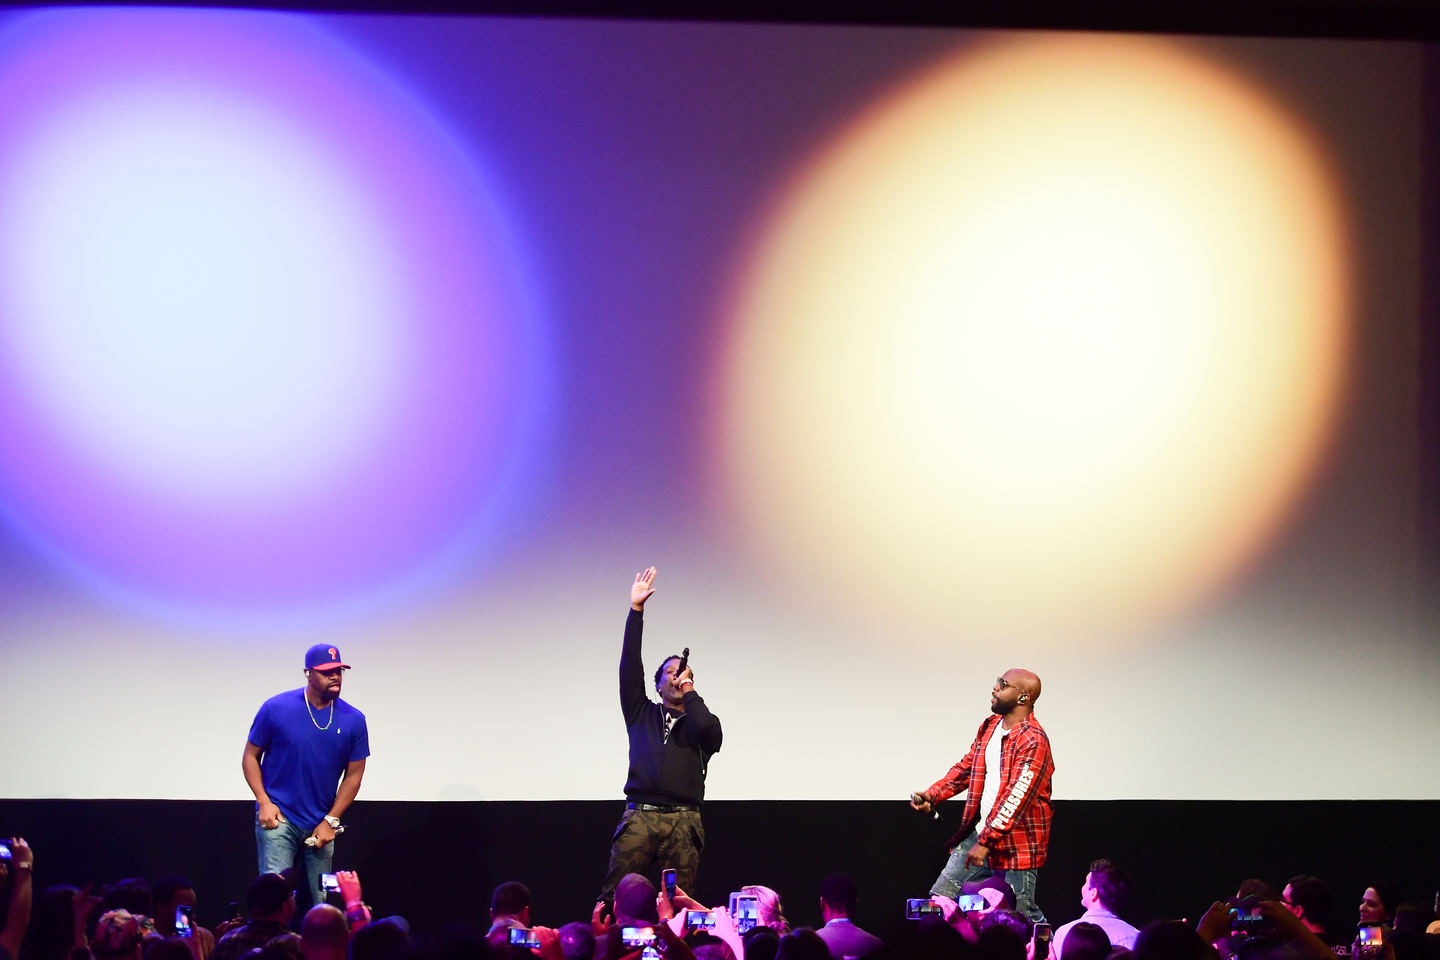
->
[324,816,341,829]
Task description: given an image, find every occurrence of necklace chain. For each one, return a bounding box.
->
[306,695,335,731]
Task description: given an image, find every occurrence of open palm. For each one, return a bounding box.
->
[631,567,657,609]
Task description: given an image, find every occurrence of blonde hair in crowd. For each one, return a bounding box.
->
[741,885,790,935]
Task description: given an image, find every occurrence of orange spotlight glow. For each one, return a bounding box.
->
[724,34,1350,644]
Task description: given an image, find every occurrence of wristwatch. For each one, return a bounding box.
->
[324,816,341,829]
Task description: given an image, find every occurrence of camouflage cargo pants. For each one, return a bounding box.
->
[600,806,704,900]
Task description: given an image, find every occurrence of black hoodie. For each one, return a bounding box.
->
[619,609,723,805]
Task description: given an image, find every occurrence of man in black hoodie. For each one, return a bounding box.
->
[599,566,724,902]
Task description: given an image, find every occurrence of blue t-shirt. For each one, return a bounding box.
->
[248,688,370,831]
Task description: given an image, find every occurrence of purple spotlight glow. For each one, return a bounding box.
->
[0,9,550,622]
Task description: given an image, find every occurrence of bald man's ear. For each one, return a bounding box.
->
[1018,694,1029,703]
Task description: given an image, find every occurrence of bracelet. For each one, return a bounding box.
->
[346,899,364,909]
[14,862,32,870]
[680,680,694,687]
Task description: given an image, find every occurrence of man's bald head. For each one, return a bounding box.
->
[991,669,1041,717]
[1004,669,1041,705]
[301,905,349,960]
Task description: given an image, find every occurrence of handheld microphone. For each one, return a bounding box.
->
[676,648,689,675]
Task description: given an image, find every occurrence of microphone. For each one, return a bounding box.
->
[676,648,690,675]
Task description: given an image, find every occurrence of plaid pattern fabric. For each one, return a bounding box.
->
[211,919,293,960]
[926,713,1054,869]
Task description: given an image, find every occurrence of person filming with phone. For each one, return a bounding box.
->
[911,669,1054,924]
[242,645,370,913]
[600,567,723,903]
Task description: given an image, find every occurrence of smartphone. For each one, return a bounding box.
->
[729,894,760,933]
[662,869,678,903]
[0,841,10,862]
[1033,922,1052,960]
[1357,925,1384,956]
[1230,906,1265,932]
[228,902,242,921]
[906,898,943,920]
[957,894,987,913]
[174,906,194,940]
[686,911,716,932]
[509,928,542,949]
[320,873,341,895]
[621,927,656,948]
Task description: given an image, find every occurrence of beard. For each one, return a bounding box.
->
[991,696,1015,716]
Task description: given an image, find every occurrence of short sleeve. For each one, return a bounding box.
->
[247,699,275,751]
[348,711,370,762]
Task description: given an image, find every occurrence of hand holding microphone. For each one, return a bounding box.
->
[672,648,694,695]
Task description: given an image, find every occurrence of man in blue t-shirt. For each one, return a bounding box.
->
[243,644,370,912]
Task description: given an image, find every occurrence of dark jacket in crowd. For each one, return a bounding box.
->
[210,920,292,960]
[620,610,723,805]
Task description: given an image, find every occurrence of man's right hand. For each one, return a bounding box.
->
[910,791,933,814]
[631,567,657,611]
[336,871,363,908]
[591,901,612,939]
[529,926,564,960]
[257,801,284,829]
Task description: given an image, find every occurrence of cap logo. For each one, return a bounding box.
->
[329,648,337,659]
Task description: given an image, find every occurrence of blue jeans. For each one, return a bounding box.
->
[930,829,1046,923]
[256,815,333,914]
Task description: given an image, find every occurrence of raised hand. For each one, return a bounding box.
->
[910,791,933,814]
[931,895,960,923]
[72,884,101,949]
[709,908,745,960]
[9,837,31,866]
[653,918,697,960]
[631,567,657,611]
[336,871,362,907]
[591,901,612,939]
[671,886,706,913]
[1196,901,1231,944]
[530,926,564,960]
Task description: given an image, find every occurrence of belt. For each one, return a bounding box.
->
[627,803,700,813]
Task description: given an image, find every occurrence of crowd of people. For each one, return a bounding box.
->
[2,838,1436,960]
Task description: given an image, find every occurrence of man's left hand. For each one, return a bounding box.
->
[965,842,989,868]
[311,819,337,849]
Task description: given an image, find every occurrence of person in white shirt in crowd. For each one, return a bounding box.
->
[1052,860,1140,960]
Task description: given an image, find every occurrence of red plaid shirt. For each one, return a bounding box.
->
[926,713,1054,870]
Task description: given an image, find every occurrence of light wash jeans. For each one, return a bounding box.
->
[256,815,334,915]
[930,829,1046,923]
